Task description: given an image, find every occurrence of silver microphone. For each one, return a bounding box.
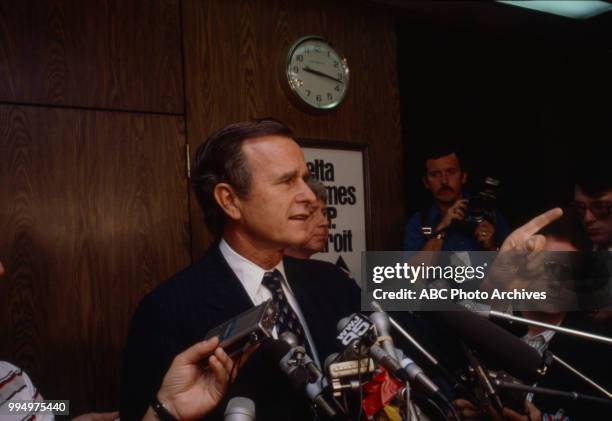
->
[224,397,255,421]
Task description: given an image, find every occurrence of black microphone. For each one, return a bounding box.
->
[426,307,545,384]
[261,339,341,419]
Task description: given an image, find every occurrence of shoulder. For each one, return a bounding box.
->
[147,247,223,299]
[405,211,423,227]
[0,361,40,401]
[131,247,228,325]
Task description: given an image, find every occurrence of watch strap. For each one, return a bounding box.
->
[151,396,178,421]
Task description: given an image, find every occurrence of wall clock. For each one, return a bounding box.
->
[285,36,349,110]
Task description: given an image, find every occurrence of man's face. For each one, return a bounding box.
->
[423,153,467,205]
[302,199,329,255]
[235,135,316,249]
[574,185,612,247]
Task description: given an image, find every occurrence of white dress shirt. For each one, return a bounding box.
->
[219,239,321,367]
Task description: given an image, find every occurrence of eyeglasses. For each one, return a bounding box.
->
[570,201,612,219]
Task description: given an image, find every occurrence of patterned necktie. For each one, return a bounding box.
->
[261,269,308,349]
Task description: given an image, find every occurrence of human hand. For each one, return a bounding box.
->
[437,199,468,232]
[500,208,563,253]
[452,399,485,420]
[484,209,563,293]
[475,220,496,250]
[156,337,251,421]
[502,401,542,421]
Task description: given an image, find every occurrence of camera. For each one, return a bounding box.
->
[451,176,501,234]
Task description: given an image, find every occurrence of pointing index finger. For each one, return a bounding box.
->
[519,207,563,237]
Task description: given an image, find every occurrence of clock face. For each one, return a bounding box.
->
[286,36,349,110]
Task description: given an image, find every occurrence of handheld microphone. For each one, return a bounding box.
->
[224,397,255,421]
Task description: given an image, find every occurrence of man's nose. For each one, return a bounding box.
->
[584,208,597,223]
[298,179,317,204]
[441,173,449,184]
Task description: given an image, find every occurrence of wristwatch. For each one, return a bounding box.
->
[431,229,446,240]
[152,396,178,421]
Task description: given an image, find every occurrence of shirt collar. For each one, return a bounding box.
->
[219,238,287,298]
[525,328,556,344]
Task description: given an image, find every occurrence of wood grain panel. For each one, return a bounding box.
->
[0,105,190,413]
[0,0,183,114]
[182,0,403,257]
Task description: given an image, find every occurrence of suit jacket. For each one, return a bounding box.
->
[119,245,361,421]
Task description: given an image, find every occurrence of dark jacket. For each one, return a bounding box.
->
[119,245,361,420]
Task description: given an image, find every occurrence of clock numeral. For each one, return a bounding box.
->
[334,60,339,68]
[314,45,321,53]
[296,54,303,62]
[334,85,340,92]
[306,89,311,97]
[293,66,299,73]
[327,92,333,100]
[316,94,322,102]
[337,72,343,80]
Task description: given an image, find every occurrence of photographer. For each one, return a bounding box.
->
[403,145,509,252]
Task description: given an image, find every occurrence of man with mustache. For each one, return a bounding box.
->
[403,145,509,252]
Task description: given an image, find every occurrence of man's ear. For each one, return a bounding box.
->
[213,183,242,221]
[422,176,430,190]
[461,171,468,185]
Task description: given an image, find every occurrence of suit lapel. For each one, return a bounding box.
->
[202,245,254,319]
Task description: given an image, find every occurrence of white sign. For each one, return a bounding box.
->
[302,146,367,285]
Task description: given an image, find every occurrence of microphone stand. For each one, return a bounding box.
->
[462,343,504,416]
[478,310,612,399]
[492,379,612,407]
[482,310,612,346]
[549,353,612,400]
[383,311,476,402]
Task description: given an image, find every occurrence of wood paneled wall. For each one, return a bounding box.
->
[182,0,403,257]
[0,0,183,113]
[0,0,402,414]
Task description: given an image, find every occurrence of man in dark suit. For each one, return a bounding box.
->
[120,119,361,421]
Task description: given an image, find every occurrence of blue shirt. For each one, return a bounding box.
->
[403,203,510,251]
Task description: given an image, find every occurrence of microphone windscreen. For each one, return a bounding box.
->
[336,316,352,333]
[224,397,255,421]
[427,307,543,383]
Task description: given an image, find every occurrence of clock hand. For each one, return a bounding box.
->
[303,66,344,84]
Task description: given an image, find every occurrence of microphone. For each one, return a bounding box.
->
[370,310,401,362]
[426,307,545,384]
[224,397,255,421]
[261,339,340,419]
[336,313,444,399]
[399,355,441,398]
